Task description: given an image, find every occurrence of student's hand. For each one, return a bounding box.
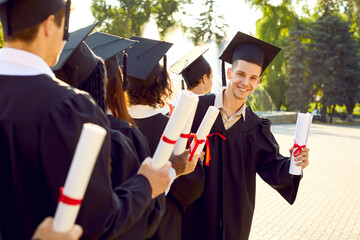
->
[289,147,310,169]
[138,157,171,199]
[32,217,83,240]
[170,150,202,177]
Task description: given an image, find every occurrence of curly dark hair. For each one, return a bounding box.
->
[78,60,106,112]
[127,70,173,108]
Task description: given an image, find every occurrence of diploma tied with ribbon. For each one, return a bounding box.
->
[152,92,198,194]
[53,123,107,232]
[189,106,220,166]
[289,113,313,175]
[173,94,199,155]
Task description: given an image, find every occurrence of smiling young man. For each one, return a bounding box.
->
[180,32,310,240]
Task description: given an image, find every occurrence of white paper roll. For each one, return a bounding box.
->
[289,112,313,175]
[152,92,198,169]
[173,95,199,155]
[53,123,107,233]
[165,167,177,195]
[189,106,220,160]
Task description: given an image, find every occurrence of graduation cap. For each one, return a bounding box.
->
[84,32,138,89]
[170,46,210,89]
[0,0,71,40]
[219,31,281,86]
[119,36,173,90]
[52,23,100,87]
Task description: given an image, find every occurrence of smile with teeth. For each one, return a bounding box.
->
[237,86,248,92]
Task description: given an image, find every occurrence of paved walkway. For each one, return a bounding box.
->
[249,123,360,240]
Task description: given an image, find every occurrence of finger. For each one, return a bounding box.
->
[69,225,83,239]
[295,157,308,162]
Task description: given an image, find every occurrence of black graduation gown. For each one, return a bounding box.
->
[133,113,205,240]
[0,74,152,240]
[107,114,166,240]
[181,94,302,240]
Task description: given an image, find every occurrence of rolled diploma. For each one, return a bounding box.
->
[189,106,219,159]
[289,112,313,175]
[151,91,198,169]
[53,123,107,232]
[173,95,199,155]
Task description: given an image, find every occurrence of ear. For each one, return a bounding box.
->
[42,15,56,38]
[201,74,207,84]
[255,76,261,87]
[227,67,232,80]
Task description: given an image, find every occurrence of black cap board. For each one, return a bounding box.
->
[52,23,99,87]
[84,32,138,81]
[119,36,173,90]
[0,0,71,40]
[170,46,210,87]
[219,31,281,86]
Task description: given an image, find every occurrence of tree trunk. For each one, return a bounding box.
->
[321,104,327,122]
[329,105,335,123]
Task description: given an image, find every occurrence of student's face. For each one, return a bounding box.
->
[227,60,261,101]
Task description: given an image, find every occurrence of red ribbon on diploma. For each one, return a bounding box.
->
[186,133,226,166]
[162,135,177,145]
[292,140,306,157]
[168,104,174,116]
[58,187,82,206]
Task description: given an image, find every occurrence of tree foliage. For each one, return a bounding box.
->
[0,23,4,48]
[308,6,360,122]
[285,21,312,112]
[246,1,298,110]
[186,0,228,45]
[91,0,184,38]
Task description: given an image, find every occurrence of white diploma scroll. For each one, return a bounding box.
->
[151,91,198,169]
[189,106,220,160]
[173,95,199,155]
[289,112,313,175]
[53,123,107,233]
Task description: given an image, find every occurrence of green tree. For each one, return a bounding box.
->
[91,0,184,38]
[0,23,4,48]
[254,3,298,110]
[308,6,360,122]
[186,0,228,45]
[285,21,312,112]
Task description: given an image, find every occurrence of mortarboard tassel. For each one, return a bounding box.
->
[122,53,128,90]
[162,54,167,87]
[221,59,226,87]
[4,0,11,36]
[63,0,71,41]
[181,79,185,90]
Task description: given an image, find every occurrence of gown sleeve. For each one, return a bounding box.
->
[39,93,153,239]
[256,118,302,204]
[108,116,165,240]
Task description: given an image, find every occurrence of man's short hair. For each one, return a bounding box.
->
[4,6,65,43]
[187,67,212,90]
[232,57,262,71]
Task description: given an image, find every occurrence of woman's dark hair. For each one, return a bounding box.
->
[106,67,134,124]
[78,59,106,112]
[187,67,212,90]
[127,68,173,108]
